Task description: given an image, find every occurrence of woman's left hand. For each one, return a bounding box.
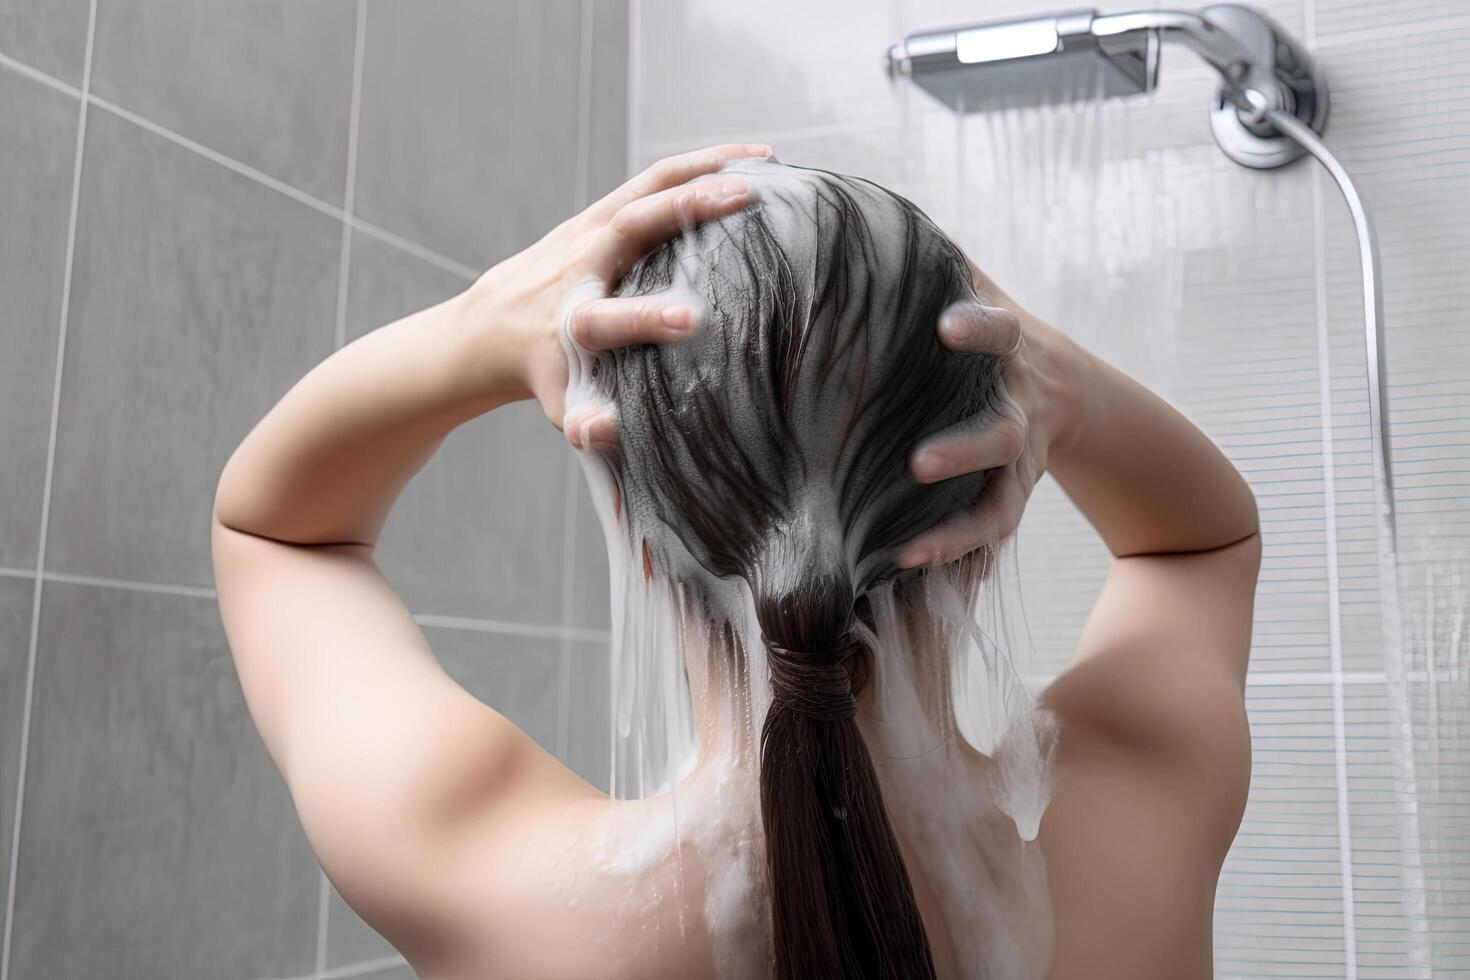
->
[462,143,770,436]
[894,274,1078,569]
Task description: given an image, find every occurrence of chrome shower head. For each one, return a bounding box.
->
[885,3,1328,169]
[884,9,1159,111]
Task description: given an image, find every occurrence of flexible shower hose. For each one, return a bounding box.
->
[1265,108,1397,552]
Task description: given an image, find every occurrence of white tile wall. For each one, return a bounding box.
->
[631,0,1468,974]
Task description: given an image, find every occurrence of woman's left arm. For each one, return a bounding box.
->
[211,144,768,961]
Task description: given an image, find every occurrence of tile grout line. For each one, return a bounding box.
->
[318,4,368,974]
[0,46,478,285]
[413,613,609,644]
[349,218,478,283]
[1305,2,1358,973]
[1,2,98,977]
[556,0,597,769]
[1022,671,1391,689]
[91,91,342,220]
[250,951,408,980]
[20,565,612,642]
[331,0,368,352]
[573,0,594,213]
[41,570,215,600]
[313,874,331,980]
[0,51,80,98]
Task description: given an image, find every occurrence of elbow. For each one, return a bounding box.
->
[211,448,248,536]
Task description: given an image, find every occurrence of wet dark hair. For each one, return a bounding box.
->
[591,163,1004,979]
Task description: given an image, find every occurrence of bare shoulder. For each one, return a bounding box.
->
[1036,534,1260,980]
[1045,532,1260,768]
[211,521,604,974]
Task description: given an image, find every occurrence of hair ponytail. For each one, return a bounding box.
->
[755,579,938,980]
[594,163,1003,974]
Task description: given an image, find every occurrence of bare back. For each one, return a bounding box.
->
[213,518,1256,980]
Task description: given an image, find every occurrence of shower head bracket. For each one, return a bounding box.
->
[887,3,1329,169]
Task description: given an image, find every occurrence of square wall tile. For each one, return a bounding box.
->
[9,582,319,978]
[354,0,584,270]
[345,230,569,625]
[90,0,358,205]
[0,576,36,916]
[0,66,76,569]
[46,106,339,587]
[0,0,90,87]
[325,625,562,969]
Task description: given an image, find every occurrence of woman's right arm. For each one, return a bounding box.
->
[925,272,1260,980]
[901,282,1261,687]
[1036,317,1260,560]
[902,277,1260,756]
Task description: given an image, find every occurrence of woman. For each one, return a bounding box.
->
[213,145,1258,979]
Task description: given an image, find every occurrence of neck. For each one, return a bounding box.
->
[675,606,969,786]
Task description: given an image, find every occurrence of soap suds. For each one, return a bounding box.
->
[557,159,1057,979]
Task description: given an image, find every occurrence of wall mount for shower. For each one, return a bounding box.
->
[885,3,1398,553]
[886,4,1328,170]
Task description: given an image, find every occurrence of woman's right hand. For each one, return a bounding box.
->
[462,142,772,438]
[895,278,1081,569]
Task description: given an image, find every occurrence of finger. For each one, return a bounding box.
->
[910,414,1026,483]
[563,404,619,452]
[597,144,772,214]
[937,300,1023,356]
[589,176,754,283]
[896,466,1026,569]
[567,296,695,351]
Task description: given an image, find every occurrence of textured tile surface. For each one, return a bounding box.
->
[45,106,339,586]
[636,0,895,149]
[630,1,1470,975]
[0,67,75,569]
[0,0,89,86]
[353,0,584,269]
[90,0,358,204]
[564,637,613,792]
[586,0,630,202]
[345,230,569,624]
[9,582,319,978]
[1215,686,1347,977]
[0,576,35,923]
[565,464,613,630]
[325,625,562,968]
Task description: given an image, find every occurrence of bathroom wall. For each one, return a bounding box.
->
[629,0,1468,977]
[0,2,626,978]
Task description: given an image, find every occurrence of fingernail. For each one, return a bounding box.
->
[660,305,693,331]
[564,407,608,449]
[713,176,749,200]
[937,311,970,345]
[744,143,773,158]
[895,544,927,570]
[911,448,946,482]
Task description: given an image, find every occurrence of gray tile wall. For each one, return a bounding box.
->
[0,2,627,977]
